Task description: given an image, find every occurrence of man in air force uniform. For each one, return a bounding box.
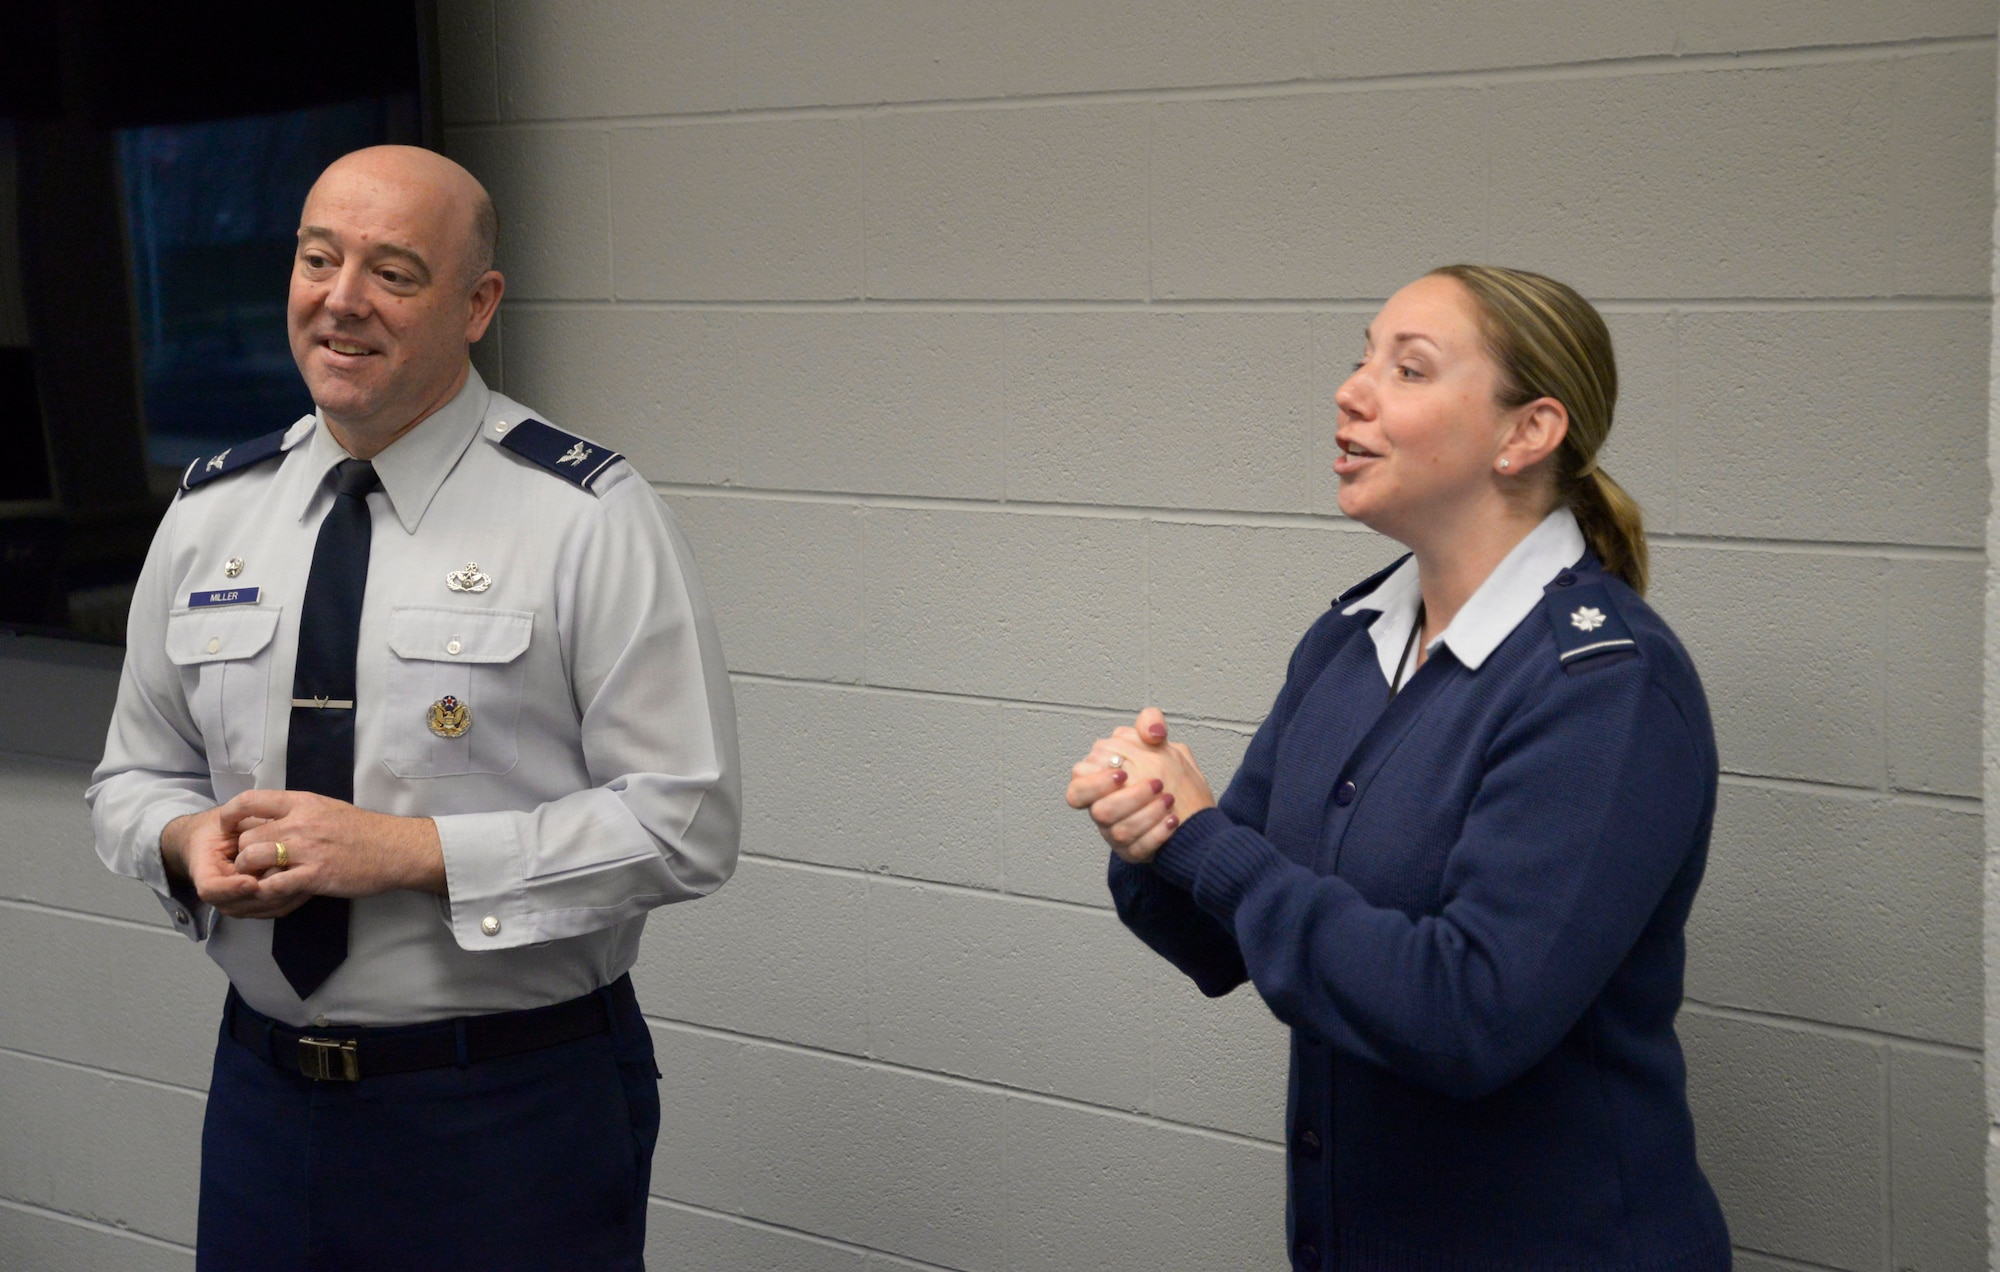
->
[87,145,739,1270]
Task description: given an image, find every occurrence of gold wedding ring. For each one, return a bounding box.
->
[274,841,289,870]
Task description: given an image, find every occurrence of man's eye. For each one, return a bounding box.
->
[302,254,327,269]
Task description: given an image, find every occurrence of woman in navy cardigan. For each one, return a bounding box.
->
[1068,266,1730,1271]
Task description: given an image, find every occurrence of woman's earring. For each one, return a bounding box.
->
[1499,458,1511,471]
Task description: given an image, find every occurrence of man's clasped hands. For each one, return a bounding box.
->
[1065,707,1219,864]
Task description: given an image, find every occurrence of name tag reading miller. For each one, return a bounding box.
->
[188,588,260,608]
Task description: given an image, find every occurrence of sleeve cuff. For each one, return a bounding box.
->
[139,802,212,941]
[1151,806,1279,923]
[434,810,537,949]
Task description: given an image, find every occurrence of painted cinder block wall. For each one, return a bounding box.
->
[2,4,1994,1270]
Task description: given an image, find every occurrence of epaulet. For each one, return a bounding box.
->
[1333,554,1411,609]
[496,418,624,492]
[1543,573,1639,667]
[180,428,290,491]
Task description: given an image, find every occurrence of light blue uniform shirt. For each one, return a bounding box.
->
[88,368,740,1026]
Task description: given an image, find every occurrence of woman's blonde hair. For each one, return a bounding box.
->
[1428,264,1648,595]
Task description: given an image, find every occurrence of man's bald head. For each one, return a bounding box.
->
[306,145,497,291]
[289,145,506,454]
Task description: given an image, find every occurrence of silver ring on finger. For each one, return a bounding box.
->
[1105,753,1125,770]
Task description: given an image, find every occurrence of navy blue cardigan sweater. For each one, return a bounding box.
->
[1111,556,1731,1271]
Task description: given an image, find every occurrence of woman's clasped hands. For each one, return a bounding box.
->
[1065,707,1217,863]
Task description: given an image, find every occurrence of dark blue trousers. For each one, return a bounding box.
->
[197,981,660,1272]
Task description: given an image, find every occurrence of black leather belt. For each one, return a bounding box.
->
[226,975,629,1082]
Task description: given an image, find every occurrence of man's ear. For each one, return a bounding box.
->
[1496,397,1568,476]
[466,271,505,344]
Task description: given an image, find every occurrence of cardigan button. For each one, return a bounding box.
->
[1294,1243,1321,1271]
[1333,781,1356,807]
[1554,572,1577,587]
[1296,1127,1322,1159]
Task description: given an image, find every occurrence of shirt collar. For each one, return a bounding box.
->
[293,367,490,533]
[1343,507,1587,683]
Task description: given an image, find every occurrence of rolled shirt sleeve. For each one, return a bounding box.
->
[434,472,740,949]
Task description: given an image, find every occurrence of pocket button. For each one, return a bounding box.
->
[206,637,221,654]
[446,638,462,656]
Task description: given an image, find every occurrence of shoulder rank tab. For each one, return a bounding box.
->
[496,418,624,492]
[1333,554,1412,609]
[181,428,290,491]
[1544,579,1638,666]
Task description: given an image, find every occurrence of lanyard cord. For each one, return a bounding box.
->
[1389,602,1426,699]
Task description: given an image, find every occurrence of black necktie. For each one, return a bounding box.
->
[271,458,379,999]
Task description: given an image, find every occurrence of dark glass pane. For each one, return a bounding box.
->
[119,95,421,471]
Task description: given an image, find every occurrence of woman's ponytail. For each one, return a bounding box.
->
[1429,264,1648,595]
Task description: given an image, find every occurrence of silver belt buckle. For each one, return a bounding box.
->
[298,1036,360,1081]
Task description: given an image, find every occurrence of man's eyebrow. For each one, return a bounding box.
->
[295,226,433,275]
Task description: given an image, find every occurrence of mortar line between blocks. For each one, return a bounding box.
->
[739,851,1115,916]
[647,1197,962,1270]
[1716,772,1982,810]
[443,32,1994,129]
[644,1016,1285,1153]
[0,1045,210,1100]
[0,896,191,938]
[0,1197,197,1255]
[1880,1032,1894,1272]
[1678,1000,1981,1055]
[1724,1244,1852,1272]
[508,295,1990,314]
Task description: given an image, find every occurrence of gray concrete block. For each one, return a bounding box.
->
[1883,558,1982,797]
[1152,89,1490,301]
[1680,1009,1884,1269]
[864,105,1148,300]
[0,755,161,926]
[732,2,1008,108]
[0,1051,205,1247]
[435,0,498,125]
[1675,310,1987,548]
[634,857,870,1057]
[1148,521,1399,723]
[644,1202,865,1272]
[1002,1097,1286,1271]
[1889,1047,1985,1271]
[1891,49,1997,297]
[997,707,1252,907]
[0,907,225,1091]
[690,312,1009,499]
[737,682,1004,888]
[1003,313,1314,513]
[1488,63,1900,299]
[997,0,1312,96]
[1143,963,1288,1142]
[1686,786,1980,1047]
[499,308,740,484]
[663,495,864,683]
[0,637,123,763]
[494,0,734,119]
[1649,547,1884,787]
[866,880,1152,1108]
[648,1024,1012,1270]
[446,127,610,300]
[861,508,1149,707]
[0,1203,192,1272]
[611,120,863,300]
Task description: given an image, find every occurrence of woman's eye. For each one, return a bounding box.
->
[1396,365,1423,380]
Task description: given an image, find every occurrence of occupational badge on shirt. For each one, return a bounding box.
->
[427,695,472,738]
[223,557,244,578]
[446,562,492,593]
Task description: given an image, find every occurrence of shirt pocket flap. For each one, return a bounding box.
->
[388,606,535,665]
[165,607,282,666]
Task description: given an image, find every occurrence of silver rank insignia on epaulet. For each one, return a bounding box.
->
[1545,579,1639,667]
[493,417,625,492]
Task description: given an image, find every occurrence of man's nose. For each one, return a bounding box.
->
[324,264,370,317]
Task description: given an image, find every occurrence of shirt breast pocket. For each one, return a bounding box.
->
[384,605,535,778]
[165,607,282,774]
